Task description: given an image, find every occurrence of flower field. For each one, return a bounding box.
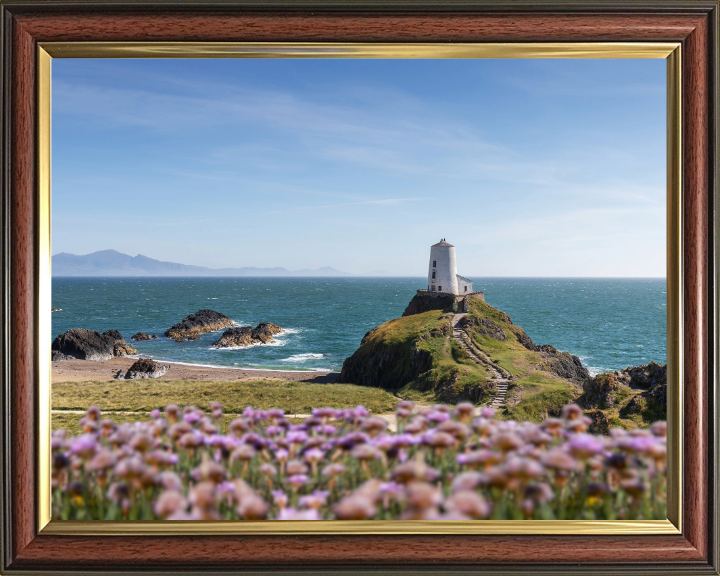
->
[52,401,666,521]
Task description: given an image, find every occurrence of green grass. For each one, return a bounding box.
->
[368,310,449,346]
[500,375,576,422]
[52,379,398,416]
[52,411,308,436]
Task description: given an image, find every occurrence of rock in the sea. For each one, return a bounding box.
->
[165,309,234,340]
[123,358,169,379]
[151,335,158,339]
[131,332,151,341]
[51,329,137,361]
[212,323,283,348]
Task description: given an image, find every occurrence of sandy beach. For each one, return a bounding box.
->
[52,357,339,384]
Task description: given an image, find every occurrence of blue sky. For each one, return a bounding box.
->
[52,58,666,276]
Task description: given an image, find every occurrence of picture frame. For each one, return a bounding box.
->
[1,0,717,573]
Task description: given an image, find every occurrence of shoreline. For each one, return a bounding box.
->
[52,357,340,384]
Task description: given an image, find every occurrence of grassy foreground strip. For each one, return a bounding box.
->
[52,401,666,521]
[53,379,398,415]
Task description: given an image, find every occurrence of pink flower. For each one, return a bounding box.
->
[70,434,98,459]
[298,490,330,509]
[304,448,325,463]
[286,474,309,488]
[271,490,289,508]
[277,507,321,520]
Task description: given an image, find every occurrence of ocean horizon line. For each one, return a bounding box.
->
[52,275,668,280]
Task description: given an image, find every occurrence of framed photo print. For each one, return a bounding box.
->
[0,1,717,574]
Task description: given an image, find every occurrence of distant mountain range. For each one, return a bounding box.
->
[52,250,395,277]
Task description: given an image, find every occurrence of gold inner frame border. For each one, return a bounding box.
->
[36,41,682,536]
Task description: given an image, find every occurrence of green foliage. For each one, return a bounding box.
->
[501,375,576,423]
[52,379,398,416]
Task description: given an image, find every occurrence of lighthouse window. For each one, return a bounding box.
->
[433,260,436,267]
[439,286,442,292]
[432,272,436,279]
[464,286,467,292]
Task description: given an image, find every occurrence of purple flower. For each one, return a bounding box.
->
[70,434,98,459]
[271,490,289,508]
[480,408,495,419]
[393,434,420,447]
[304,448,325,463]
[286,474,309,488]
[426,410,450,423]
[183,411,201,424]
[313,407,336,419]
[567,433,605,458]
[353,406,370,418]
[298,490,329,508]
[266,408,285,419]
[286,431,308,445]
[277,507,321,520]
[379,481,403,496]
[150,409,161,420]
[274,448,290,462]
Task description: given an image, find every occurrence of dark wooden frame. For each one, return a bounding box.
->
[1,1,718,573]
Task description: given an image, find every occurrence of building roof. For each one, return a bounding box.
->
[432,240,454,247]
[456,274,473,283]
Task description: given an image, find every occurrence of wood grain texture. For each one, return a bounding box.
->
[14,12,704,42]
[10,534,707,568]
[1,4,717,574]
[10,16,36,561]
[681,12,710,560]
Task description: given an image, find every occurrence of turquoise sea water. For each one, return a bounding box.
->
[51,277,666,375]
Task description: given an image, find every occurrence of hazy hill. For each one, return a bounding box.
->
[52,250,358,277]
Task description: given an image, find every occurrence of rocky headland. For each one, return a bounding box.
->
[164,309,234,340]
[51,328,137,361]
[212,323,283,348]
[338,293,586,411]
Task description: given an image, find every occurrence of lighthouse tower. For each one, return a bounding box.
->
[428,239,459,294]
[427,239,474,295]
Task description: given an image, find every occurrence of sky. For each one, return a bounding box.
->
[52,58,666,277]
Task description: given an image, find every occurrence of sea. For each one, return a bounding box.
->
[51,277,667,376]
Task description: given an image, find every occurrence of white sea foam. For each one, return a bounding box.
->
[280,353,324,362]
[147,358,334,373]
[209,338,288,351]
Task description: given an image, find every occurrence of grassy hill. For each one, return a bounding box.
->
[338,294,584,420]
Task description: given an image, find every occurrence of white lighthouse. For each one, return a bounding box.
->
[427,239,473,295]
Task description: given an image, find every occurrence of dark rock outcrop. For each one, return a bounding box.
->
[122,358,170,379]
[586,410,610,435]
[165,309,234,340]
[402,293,455,317]
[580,362,667,416]
[131,332,151,341]
[212,323,283,348]
[51,329,137,361]
[457,316,507,342]
[578,372,625,409]
[338,321,451,389]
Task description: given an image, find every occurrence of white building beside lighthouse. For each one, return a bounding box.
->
[427,239,474,295]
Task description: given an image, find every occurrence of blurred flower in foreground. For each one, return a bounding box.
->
[52,402,667,521]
